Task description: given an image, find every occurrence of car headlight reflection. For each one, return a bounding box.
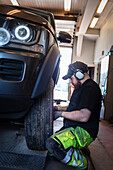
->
[0,28,10,46]
[15,25,30,41]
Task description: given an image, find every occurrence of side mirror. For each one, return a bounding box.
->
[57,31,71,43]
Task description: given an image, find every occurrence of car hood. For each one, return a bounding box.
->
[0,5,55,34]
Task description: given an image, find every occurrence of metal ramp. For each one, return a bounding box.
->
[0,151,47,170]
[0,123,47,170]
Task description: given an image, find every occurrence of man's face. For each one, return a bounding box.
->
[70,75,81,89]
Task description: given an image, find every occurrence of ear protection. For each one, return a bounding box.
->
[74,69,85,80]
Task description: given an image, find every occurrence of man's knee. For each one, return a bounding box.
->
[46,138,56,152]
[46,137,66,160]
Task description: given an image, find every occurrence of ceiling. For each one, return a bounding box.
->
[0,0,113,49]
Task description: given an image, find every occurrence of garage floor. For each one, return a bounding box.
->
[53,118,113,170]
[0,119,113,170]
[0,122,48,170]
[89,120,113,170]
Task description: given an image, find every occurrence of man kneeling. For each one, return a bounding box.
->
[46,61,102,169]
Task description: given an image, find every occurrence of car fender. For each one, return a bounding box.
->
[31,44,60,98]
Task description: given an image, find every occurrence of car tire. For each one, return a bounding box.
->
[25,79,53,150]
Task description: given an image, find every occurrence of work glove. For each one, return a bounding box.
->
[53,111,62,120]
[53,106,59,111]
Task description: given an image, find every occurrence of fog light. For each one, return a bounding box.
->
[0,28,10,46]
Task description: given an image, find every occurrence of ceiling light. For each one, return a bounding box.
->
[10,0,19,6]
[96,0,108,14]
[55,20,75,25]
[56,28,71,32]
[90,17,99,28]
[64,0,71,11]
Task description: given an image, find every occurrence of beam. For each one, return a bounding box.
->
[54,15,77,22]
[76,34,83,58]
[79,0,100,34]
[76,0,100,57]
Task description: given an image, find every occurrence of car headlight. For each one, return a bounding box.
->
[0,27,10,46]
[15,25,30,41]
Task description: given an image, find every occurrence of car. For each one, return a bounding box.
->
[0,4,71,150]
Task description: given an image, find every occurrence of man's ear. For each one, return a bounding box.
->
[74,71,85,80]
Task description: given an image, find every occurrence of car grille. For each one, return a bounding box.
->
[0,59,24,81]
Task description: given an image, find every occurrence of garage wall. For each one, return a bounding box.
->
[94,12,113,63]
[72,38,95,65]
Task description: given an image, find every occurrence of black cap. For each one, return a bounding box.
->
[62,61,88,80]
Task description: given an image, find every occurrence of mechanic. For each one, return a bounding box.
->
[46,61,102,169]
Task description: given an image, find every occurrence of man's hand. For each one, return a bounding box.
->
[53,111,62,120]
[53,106,59,111]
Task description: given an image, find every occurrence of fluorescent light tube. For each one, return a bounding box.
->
[97,0,108,14]
[10,0,19,6]
[56,28,71,32]
[64,0,71,11]
[90,17,99,28]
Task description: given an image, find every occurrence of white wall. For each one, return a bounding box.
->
[72,38,97,81]
[72,38,95,65]
[80,38,95,65]
[94,12,113,63]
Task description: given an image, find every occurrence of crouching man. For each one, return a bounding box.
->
[46,61,102,169]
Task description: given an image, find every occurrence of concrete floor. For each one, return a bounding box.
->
[89,120,113,170]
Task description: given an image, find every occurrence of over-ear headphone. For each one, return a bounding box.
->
[74,69,85,80]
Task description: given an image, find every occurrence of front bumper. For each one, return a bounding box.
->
[0,49,44,117]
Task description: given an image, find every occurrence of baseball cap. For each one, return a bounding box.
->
[62,61,88,80]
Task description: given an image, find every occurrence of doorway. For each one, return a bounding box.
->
[54,46,72,102]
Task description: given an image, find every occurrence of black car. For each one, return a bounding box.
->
[0,5,71,150]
